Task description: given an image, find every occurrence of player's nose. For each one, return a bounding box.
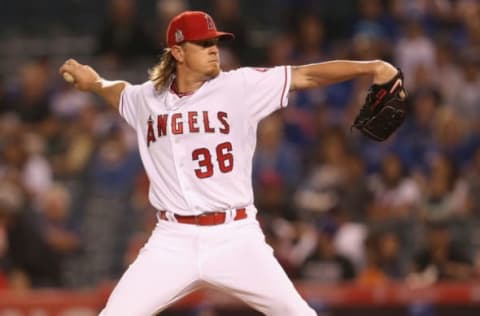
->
[208,44,219,55]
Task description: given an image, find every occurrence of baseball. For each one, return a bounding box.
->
[63,72,75,83]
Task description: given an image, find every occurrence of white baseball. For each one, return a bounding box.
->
[63,72,75,83]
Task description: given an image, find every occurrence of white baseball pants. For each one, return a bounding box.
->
[99,207,316,315]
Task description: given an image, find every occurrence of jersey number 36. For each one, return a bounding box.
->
[192,141,233,179]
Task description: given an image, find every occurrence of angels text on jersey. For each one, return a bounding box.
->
[146,110,230,146]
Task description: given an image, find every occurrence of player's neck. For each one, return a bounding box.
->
[173,72,206,95]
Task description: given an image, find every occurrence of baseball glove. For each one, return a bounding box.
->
[352,69,407,141]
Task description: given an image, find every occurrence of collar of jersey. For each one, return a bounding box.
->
[169,79,195,98]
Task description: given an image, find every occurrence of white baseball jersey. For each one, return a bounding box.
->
[119,66,291,215]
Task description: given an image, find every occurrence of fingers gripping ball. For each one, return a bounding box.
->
[63,72,75,84]
[352,69,408,141]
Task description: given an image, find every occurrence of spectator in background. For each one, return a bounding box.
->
[450,54,480,132]
[123,172,158,267]
[352,0,397,59]
[7,61,52,124]
[356,230,390,286]
[253,112,302,196]
[390,0,455,37]
[261,216,298,277]
[37,185,79,249]
[261,216,319,279]
[0,120,53,205]
[294,127,351,220]
[3,178,63,288]
[432,42,462,107]
[408,221,473,286]
[366,151,422,260]
[456,0,480,53]
[266,33,295,67]
[367,152,420,223]
[49,101,99,180]
[394,18,435,92]
[419,154,470,222]
[323,206,368,272]
[335,152,372,222]
[300,222,356,283]
[395,88,441,172]
[254,170,315,277]
[50,83,97,121]
[79,127,142,286]
[255,171,288,219]
[35,184,80,286]
[21,132,53,203]
[464,147,480,219]
[419,153,472,255]
[281,15,330,147]
[210,0,247,62]
[293,14,328,64]
[377,230,406,279]
[1,133,28,179]
[411,57,435,93]
[356,229,405,283]
[153,0,187,52]
[0,179,32,291]
[432,105,478,169]
[96,0,156,66]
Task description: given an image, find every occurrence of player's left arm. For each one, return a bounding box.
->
[290,60,398,91]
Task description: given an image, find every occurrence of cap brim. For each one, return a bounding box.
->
[194,31,234,42]
[170,31,235,47]
[216,32,235,41]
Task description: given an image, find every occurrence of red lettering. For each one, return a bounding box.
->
[172,113,183,134]
[188,111,200,133]
[192,142,234,178]
[217,112,230,134]
[216,142,233,173]
[157,114,168,136]
[203,111,215,133]
[192,148,214,178]
[152,111,230,138]
[147,117,156,146]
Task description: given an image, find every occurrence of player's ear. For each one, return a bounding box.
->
[170,45,184,63]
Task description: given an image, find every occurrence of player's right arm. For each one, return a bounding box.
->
[290,60,397,91]
[59,59,129,110]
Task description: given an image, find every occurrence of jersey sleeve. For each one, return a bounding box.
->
[241,66,291,122]
[118,84,144,129]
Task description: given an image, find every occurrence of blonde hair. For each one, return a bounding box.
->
[149,48,177,91]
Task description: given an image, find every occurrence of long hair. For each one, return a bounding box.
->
[149,48,176,91]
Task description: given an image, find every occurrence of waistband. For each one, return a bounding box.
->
[156,208,248,226]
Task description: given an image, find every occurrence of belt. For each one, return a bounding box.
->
[158,208,247,226]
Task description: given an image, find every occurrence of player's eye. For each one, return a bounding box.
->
[191,38,219,48]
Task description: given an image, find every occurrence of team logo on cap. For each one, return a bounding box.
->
[175,29,184,43]
[205,14,214,30]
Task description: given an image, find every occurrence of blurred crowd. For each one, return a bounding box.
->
[1,0,480,294]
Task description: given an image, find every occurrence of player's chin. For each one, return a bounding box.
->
[205,64,220,78]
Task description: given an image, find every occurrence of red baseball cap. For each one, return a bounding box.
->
[166,11,234,47]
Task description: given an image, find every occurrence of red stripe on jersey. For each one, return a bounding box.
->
[280,66,288,108]
[119,90,125,117]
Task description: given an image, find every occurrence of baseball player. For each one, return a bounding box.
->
[60,10,400,316]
